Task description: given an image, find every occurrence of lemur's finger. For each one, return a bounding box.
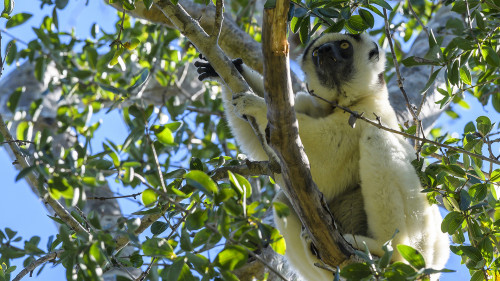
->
[194,61,210,67]
[233,58,243,65]
[198,73,213,81]
[196,67,210,74]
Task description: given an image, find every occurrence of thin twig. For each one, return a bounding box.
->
[383,9,418,121]
[74,206,94,231]
[0,140,35,145]
[383,8,423,156]
[456,77,500,96]
[407,0,430,37]
[13,250,64,281]
[212,0,224,40]
[111,10,127,47]
[135,257,157,281]
[149,140,167,192]
[88,192,143,200]
[186,106,223,117]
[209,160,275,180]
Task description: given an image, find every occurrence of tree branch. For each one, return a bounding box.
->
[262,0,354,267]
[12,250,64,281]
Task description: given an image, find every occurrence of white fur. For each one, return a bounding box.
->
[214,33,449,280]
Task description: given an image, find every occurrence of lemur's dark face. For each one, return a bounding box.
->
[300,33,386,103]
[309,39,355,91]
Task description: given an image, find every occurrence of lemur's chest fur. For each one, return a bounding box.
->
[298,109,362,201]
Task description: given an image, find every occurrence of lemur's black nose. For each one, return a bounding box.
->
[319,43,342,64]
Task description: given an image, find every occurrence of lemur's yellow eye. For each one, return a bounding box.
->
[312,49,318,57]
[340,42,350,49]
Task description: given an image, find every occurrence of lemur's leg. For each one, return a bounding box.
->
[273,191,335,281]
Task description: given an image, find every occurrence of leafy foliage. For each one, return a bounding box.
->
[0,0,500,280]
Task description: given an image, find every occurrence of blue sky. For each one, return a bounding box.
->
[1,0,497,280]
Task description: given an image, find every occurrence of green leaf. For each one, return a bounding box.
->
[481,46,500,67]
[269,227,286,255]
[264,0,276,8]
[90,242,104,264]
[125,38,140,50]
[358,9,374,28]
[470,270,485,281]
[228,171,252,198]
[216,245,248,270]
[34,56,46,81]
[5,227,17,239]
[55,0,68,9]
[151,221,168,235]
[154,125,174,145]
[128,68,150,91]
[299,15,310,44]
[109,47,124,67]
[166,258,195,281]
[185,210,208,230]
[397,245,425,269]
[142,238,175,258]
[401,56,441,67]
[86,47,98,69]
[476,116,492,136]
[122,0,136,10]
[189,157,203,171]
[370,0,392,10]
[492,92,500,113]
[491,169,500,182]
[460,246,482,262]
[165,121,183,132]
[185,170,218,194]
[7,87,24,113]
[87,159,113,170]
[273,201,290,218]
[346,15,367,32]
[459,66,472,85]
[141,189,158,206]
[52,7,58,30]
[420,68,441,94]
[130,252,143,267]
[144,0,153,9]
[180,227,193,251]
[441,211,464,234]
[324,19,345,33]
[459,189,471,211]
[290,16,303,34]
[340,263,371,279]
[15,166,36,182]
[1,0,14,18]
[6,13,32,28]
[5,40,16,65]
[16,121,29,141]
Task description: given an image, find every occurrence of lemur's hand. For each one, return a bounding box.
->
[194,54,243,81]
